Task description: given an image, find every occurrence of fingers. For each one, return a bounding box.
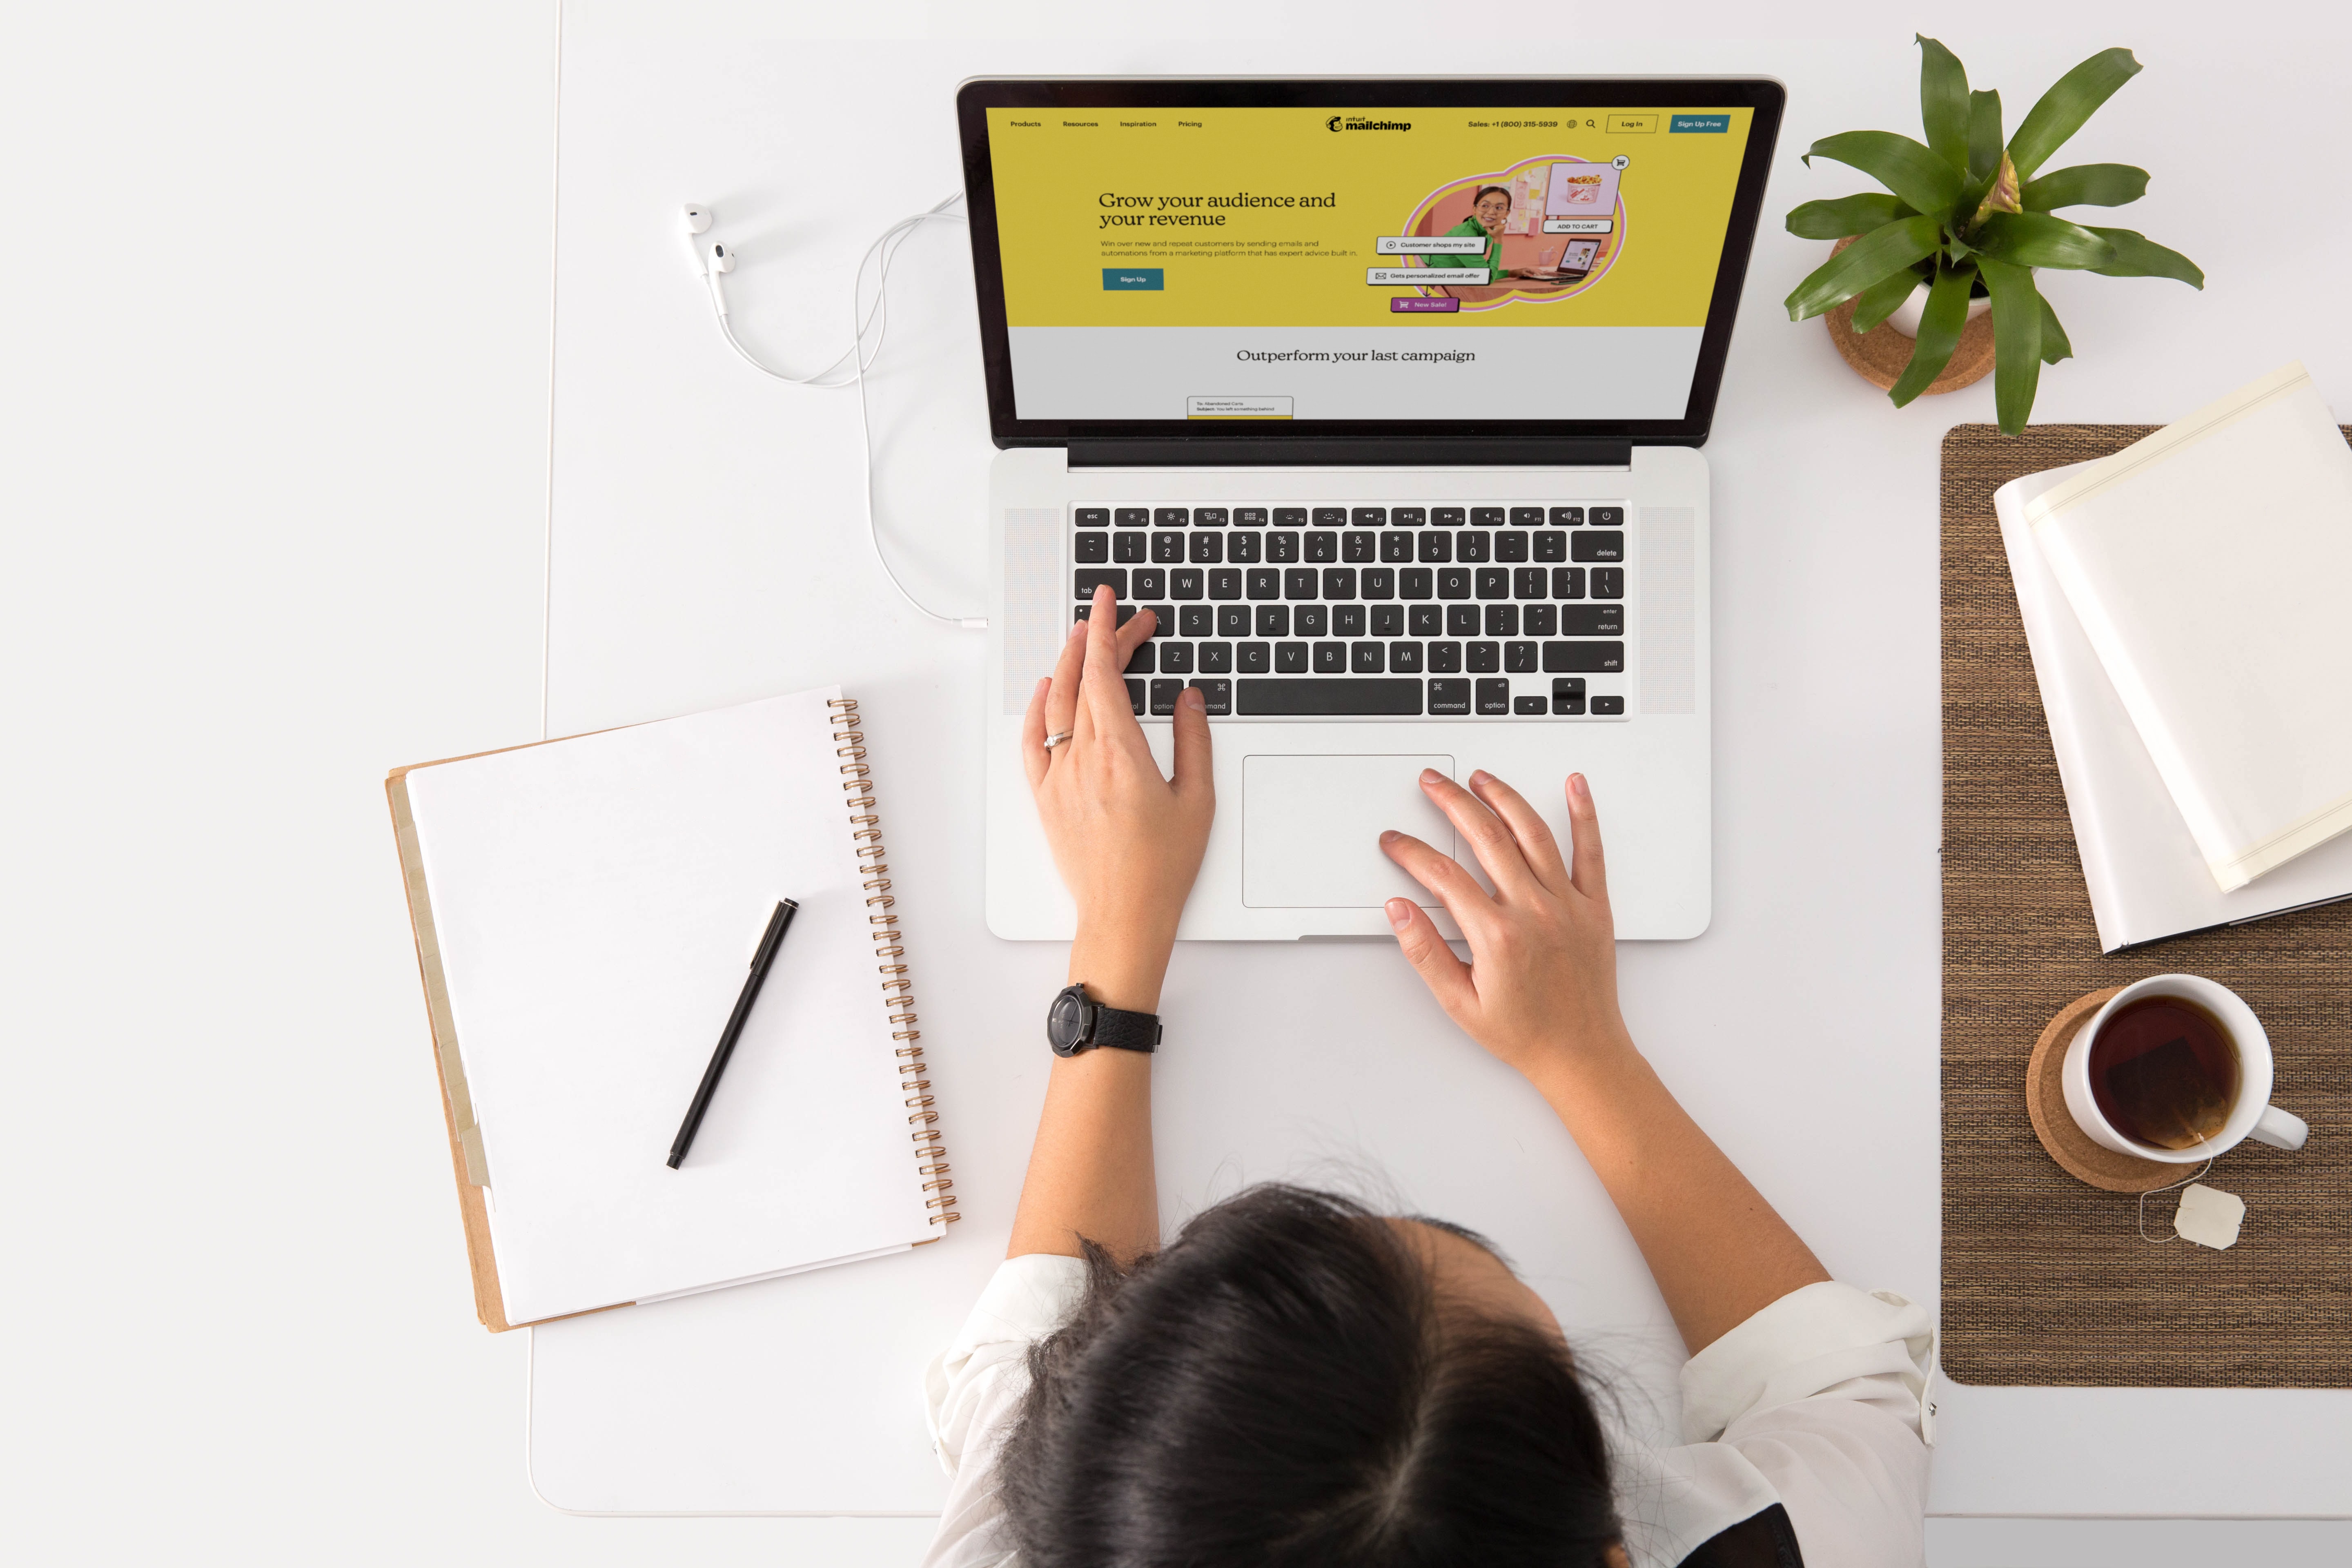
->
[1043,616,1087,744]
[1380,827,1496,930]
[1417,768,1538,898]
[1168,684,1213,804]
[1564,772,1609,904]
[1466,770,1570,895]
[1078,586,1140,739]
[1384,897,1478,1018]
[1020,675,1051,791]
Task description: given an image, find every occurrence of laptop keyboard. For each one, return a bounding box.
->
[1072,503,1630,719]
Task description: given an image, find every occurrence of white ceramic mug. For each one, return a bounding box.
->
[2063,974,2310,1163]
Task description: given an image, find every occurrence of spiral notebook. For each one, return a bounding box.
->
[386,688,956,1332]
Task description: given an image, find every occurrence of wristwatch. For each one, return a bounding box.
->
[1047,983,1161,1057]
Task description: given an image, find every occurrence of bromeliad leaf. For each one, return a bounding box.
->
[1851,263,1925,334]
[2018,163,2149,210]
[2037,292,2074,364]
[1978,258,2045,434]
[1786,193,1915,239]
[1783,214,1945,320]
[1916,36,1972,172]
[1888,264,1977,406]
[2085,227,2205,287]
[1803,131,1965,219]
[2007,48,2142,180]
[1972,211,2120,270]
[1967,90,2003,182]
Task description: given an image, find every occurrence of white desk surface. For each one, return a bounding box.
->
[530,11,2352,1533]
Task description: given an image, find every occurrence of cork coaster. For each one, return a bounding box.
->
[1819,236,1996,394]
[2025,987,2189,1192]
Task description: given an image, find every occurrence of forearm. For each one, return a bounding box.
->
[1526,1039,1829,1354]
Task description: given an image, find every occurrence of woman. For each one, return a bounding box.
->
[1421,183,1529,285]
[922,587,1932,1568]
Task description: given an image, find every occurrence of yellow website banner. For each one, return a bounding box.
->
[987,105,1752,329]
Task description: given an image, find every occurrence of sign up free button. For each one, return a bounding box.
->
[1102,268,1165,290]
[1670,114,1730,133]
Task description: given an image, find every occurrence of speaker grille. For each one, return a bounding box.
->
[1002,508,1062,714]
[1638,506,1695,715]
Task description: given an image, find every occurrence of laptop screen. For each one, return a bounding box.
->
[958,80,1784,449]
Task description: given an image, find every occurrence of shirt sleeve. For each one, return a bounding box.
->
[918,1254,1090,1568]
[1677,1283,1936,1568]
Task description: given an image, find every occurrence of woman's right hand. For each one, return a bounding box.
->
[1377,769,1631,1082]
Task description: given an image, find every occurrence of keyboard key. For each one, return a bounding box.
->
[1126,641,1155,675]
[1227,531,1262,564]
[1342,531,1375,563]
[1428,641,1463,673]
[1172,568,1204,599]
[1150,678,1182,715]
[1074,568,1127,599]
[1458,531,1491,563]
[1307,532,1338,563]
[1432,506,1466,527]
[1114,507,1149,528]
[1075,603,1137,626]
[1323,567,1357,600]
[1075,532,1109,563]
[1256,604,1290,637]
[1485,604,1518,637]
[1390,641,1424,673]
[1313,507,1348,527]
[1591,506,1624,526]
[1592,568,1624,599]
[1591,695,1625,715]
[1185,531,1219,564]
[1471,507,1505,527]
[1076,508,1109,528]
[1401,567,1433,599]
[1154,508,1189,527]
[1505,641,1537,672]
[1275,641,1308,673]
[1371,603,1404,637]
[1234,507,1266,525]
[1194,507,1228,526]
[1381,531,1414,562]
[1178,606,1212,637]
[1246,568,1281,600]
[1561,605,1624,636]
[1284,567,1318,600]
[1143,604,1174,637]
[1477,677,1512,715]
[1238,641,1270,674]
[1199,641,1234,674]
[1427,678,1471,715]
[1296,605,1329,636]
[1209,568,1242,599]
[1352,507,1386,526]
[1312,641,1347,673]
[1408,605,1442,637]
[1351,641,1385,673]
[1509,507,1544,527]
[1392,506,1427,527]
[1418,532,1452,564]
[1514,567,1547,600]
[1126,678,1145,713]
[1239,678,1421,716]
[1553,676,1586,716]
[1132,567,1165,597]
[1571,531,1624,563]
[1267,531,1301,563]
[1468,641,1500,673]
[1273,507,1307,526]
[1515,695,1547,715]
[1475,568,1510,600]
[1534,530,1566,562]
[1114,533,1146,563]
[1161,641,1195,673]
[1333,604,1367,637]
[1550,506,1585,527]
[1218,605,1251,637]
[1361,567,1394,598]
[1523,604,1557,637]
[1437,567,1471,599]
[1497,530,1528,562]
[1544,641,1624,673]
[1446,604,1479,637]
[1189,677,1232,715]
[1553,567,1587,599]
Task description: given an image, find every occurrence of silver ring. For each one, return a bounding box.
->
[1042,730,1075,751]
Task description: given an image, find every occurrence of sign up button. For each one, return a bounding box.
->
[1102,268,1164,290]
[1670,114,1730,134]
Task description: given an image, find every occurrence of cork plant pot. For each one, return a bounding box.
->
[1821,235,1996,395]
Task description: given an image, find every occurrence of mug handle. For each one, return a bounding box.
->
[2252,1104,2310,1151]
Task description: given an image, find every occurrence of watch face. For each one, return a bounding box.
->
[1047,985,1091,1056]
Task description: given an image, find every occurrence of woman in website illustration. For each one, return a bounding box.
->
[1421,184,1529,285]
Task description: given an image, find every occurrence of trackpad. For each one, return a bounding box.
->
[1242,755,1457,908]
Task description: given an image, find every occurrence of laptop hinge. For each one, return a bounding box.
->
[1063,439,1634,469]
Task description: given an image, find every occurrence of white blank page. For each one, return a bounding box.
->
[403,688,933,1326]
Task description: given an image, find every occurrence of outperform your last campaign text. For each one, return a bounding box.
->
[1236,350,1478,363]
[1098,192,1337,229]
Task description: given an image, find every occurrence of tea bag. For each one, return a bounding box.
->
[2172,1183,2246,1250]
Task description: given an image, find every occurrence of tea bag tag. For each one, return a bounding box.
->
[2172,1183,2246,1250]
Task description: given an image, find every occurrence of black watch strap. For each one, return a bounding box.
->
[1050,982,1161,1056]
[1089,1003,1161,1054]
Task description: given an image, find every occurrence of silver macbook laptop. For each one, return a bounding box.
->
[959,77,1784,941]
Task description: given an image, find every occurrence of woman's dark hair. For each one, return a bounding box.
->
[999,1185,1619,1567]
[1473,184,1514,208]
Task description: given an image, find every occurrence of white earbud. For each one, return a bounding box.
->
[682,203,714,236]
[704,242,735,316]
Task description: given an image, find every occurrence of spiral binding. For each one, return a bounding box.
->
[829,698,959,1227]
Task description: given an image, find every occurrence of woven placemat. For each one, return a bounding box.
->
[1940,423,2352,1387]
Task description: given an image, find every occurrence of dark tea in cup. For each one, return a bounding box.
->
[2087,994,2241,1150]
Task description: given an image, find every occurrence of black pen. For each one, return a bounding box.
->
[668,898,798,1169]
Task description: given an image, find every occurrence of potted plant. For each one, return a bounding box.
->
[1784,37,2203,432]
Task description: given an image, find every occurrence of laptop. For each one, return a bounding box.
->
[957,78,1784,942]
